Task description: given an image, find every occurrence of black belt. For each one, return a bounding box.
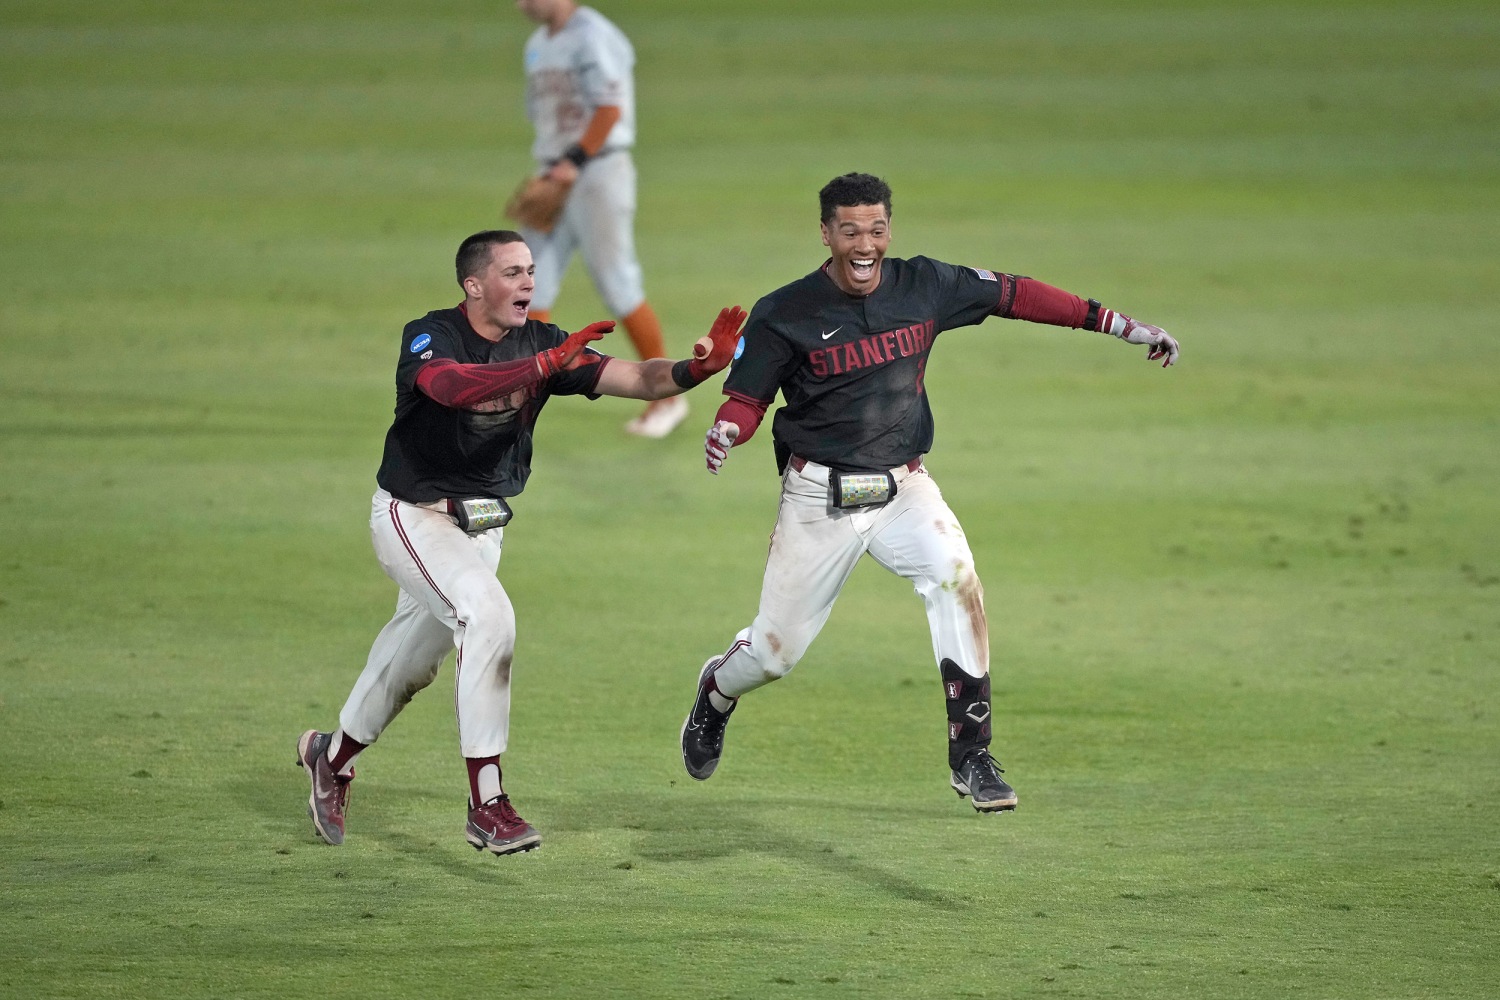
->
[548,147,626,168]
[789,455,921,475]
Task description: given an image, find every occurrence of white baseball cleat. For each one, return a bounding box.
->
[625,396,689,438]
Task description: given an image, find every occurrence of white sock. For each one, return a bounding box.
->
[476,762,503,805]
[707,689,735,714]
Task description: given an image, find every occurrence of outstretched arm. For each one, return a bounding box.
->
[999,276,1180,367]
[415,321,614,409]
[593,306,748,400]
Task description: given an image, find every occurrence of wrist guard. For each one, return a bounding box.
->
[1086,298,1129,337]
[672,358,705,389]
[562,143,589,168]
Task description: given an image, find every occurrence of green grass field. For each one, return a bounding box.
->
[3,1,1498,997]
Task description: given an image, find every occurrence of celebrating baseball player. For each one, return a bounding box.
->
[681,173,1180,812]
[507,0,686,438]
[297,229,745,856]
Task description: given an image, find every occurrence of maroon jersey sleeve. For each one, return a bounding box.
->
[714,395,769,445]
[415,357,543,409]
[1003,276,1092,328]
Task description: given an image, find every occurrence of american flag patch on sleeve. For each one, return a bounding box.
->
[970,267,997,281]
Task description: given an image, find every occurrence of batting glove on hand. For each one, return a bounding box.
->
[537,321,614,377]
[705,420,740,474]
[689,306,748,380]
[1119,317,1180,368]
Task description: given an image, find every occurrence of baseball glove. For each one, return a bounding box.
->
[505,175,572,234]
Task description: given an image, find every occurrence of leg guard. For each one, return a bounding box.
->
[941,658,991,770]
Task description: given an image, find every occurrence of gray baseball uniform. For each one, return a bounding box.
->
[520,6,645,317]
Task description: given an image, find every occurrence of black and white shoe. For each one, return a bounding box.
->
[681,658,735,780]
[951,749,1018,812]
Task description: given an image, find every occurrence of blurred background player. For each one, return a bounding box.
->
[681,173,1180,811]
[297,230,744,856]
[511,0,685,437]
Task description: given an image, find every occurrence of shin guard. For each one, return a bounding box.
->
[941,658,992,770]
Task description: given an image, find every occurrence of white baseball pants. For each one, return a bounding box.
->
[524,151,646,318]
[338,490,516,758]
[710,460,990,699]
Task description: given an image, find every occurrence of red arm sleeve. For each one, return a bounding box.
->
[414,357,544,410]
[999,276,1092,328]
[715,394,769,446]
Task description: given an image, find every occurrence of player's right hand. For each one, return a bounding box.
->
[1120,317,1180,368]
[705,420,740,474]
[537,320,614,376]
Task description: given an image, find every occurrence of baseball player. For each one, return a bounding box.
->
[297,229,745,856]
[681,173,1180,811]
[511,0,686,438]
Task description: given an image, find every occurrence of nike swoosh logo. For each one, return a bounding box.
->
[821,326,843,340]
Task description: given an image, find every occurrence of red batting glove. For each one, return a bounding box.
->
[537,320,614,377]
[1118,317,1181,368]
[705,420,740,474]
[687,306,748,382]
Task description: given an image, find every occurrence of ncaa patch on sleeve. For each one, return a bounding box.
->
[410,333,432,353]
[970,267,997,282]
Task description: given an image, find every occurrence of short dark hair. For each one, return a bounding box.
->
[455,230,526,285]
[819,173,892,223]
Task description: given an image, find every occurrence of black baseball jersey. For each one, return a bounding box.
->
[376,306,607,502]
[723,256,1012,471]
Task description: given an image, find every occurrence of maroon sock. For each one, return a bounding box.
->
[466,756,503,807]
[326,730,369,776]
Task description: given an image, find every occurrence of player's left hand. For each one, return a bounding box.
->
[1120,318,1180,368]
[537,321,614,377]
[546,159,581,186]
[505,174,573,234]
[691,306,748,377]
[705,420,739,474]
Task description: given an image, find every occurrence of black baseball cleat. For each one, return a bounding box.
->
[951,748,1018,812]
[466,795,542,856]
[681,658,736,780]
